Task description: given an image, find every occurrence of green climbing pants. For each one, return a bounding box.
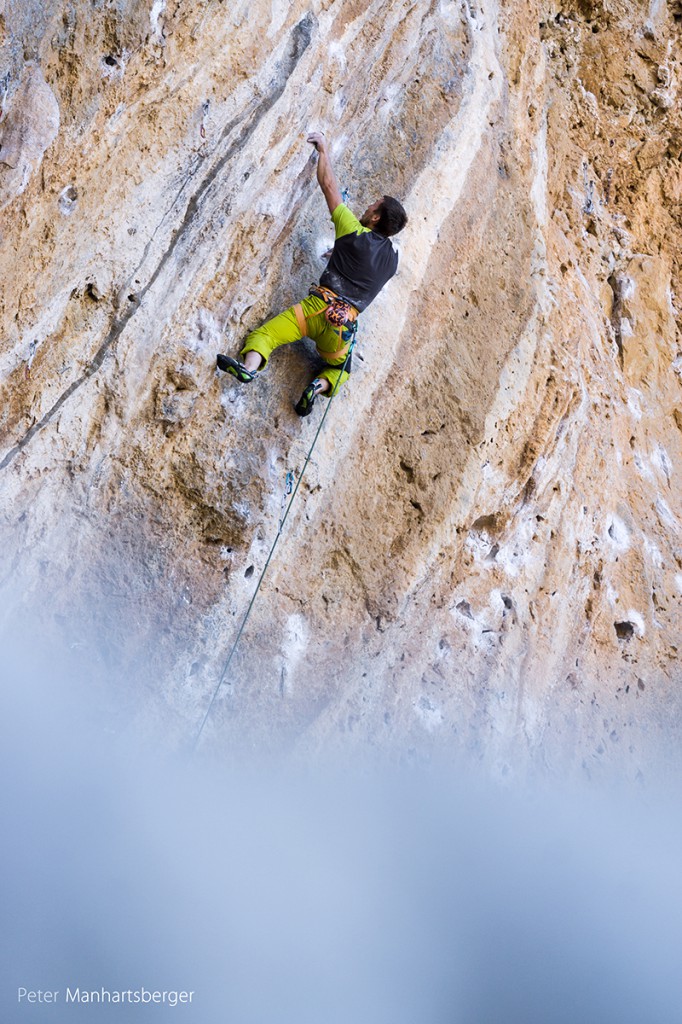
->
[240,295,352,393]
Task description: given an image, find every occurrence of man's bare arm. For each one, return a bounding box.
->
[307,132,343,215]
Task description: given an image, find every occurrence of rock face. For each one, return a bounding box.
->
[0,65,60,209]
[0,0,680,779]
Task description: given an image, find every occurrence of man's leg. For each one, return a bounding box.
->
[294,361,350,417]
[294,311,352,415]
[216,352,261,380]
[316,363,350,393]
[217,306,304,382]
[243,350,263,373]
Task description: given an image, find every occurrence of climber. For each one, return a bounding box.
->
[216,131,408,416]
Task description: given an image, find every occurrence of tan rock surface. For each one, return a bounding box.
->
[0,0,680,779]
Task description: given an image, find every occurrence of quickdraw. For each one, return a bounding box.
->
[278,471,294,533]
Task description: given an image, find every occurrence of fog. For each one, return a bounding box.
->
[2,630,682,1023]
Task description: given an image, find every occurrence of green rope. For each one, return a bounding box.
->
[191,339,355,751]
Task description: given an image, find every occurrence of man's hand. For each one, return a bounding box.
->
[307,131,327,152]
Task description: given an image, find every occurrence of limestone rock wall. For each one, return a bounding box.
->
[1,0,680,779]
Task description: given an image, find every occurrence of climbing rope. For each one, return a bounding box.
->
[191,340,356,751]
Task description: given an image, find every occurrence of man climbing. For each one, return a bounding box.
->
[216,131,408,416]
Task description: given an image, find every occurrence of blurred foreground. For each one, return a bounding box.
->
[1,630,682,1024]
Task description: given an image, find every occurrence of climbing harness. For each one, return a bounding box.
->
[191,334,356,751]
[311,284,359,333]
[293,285,359,360]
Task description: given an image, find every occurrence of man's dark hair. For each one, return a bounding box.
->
[376,196,408,237]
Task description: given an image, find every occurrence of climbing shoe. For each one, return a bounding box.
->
[295,378,325,417]
[216,354,256,382]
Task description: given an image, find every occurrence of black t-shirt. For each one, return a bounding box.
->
[319,204,399,312]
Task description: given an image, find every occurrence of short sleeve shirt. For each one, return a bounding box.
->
[319,204,399,313]
[331,205,371,240]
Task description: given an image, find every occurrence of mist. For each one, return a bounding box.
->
[2,626,682,1024]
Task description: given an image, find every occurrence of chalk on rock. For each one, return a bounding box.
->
[0,66,60,211]
[195,308,222,350]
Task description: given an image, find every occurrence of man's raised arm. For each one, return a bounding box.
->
[307,132,343,215]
